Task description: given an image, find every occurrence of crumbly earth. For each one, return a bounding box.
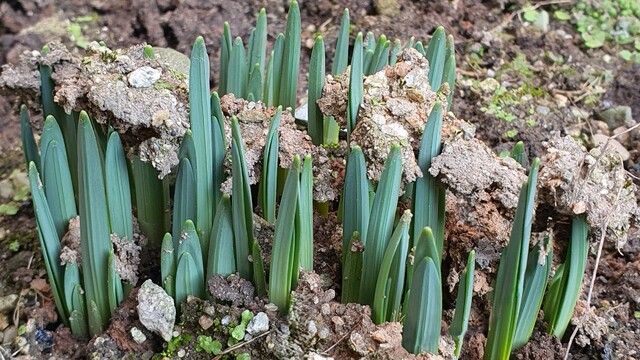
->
[219,94,341,202]
[537,136,639,250]
[0,41,190,178]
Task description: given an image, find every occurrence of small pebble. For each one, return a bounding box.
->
[130,327,147,344]
[128,66,162,88]
[3,325,17,344]
[246,312,269,335]
[593,134,630,161]
[198,315,213,330]
[0,294,18,314]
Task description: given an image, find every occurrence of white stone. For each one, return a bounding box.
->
[246,312,269,335]
[130,327,147,344]
[128,66,162,88]
[137,280,175,342]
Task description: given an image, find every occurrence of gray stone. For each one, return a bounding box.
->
[130,327,147,344]
[593,134,630,161]
[246,312,269,336]
[154,47,190,78]
[2,325,17,344]
[128,66,162,88]
[0,294,17,314]
[599,105,633,130]
[137,280,175,342]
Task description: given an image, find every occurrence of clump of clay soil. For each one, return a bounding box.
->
[0,41,191,177]
[219,94,341,203]
[319,48,448,187]
[537,136,639,250]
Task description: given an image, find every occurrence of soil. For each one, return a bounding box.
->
[1,0,639,359]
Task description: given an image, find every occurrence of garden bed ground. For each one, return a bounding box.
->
[0,0,639,359]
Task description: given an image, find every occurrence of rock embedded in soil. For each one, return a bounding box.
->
[136,279,176,342]
[537,136,639,249]
[246,312,269,336]
[0,294,18,314]
[319,48,446,187]
[0,41,190,178]
[219,94,340,202]
[130,327,147,344]
[127,66,162,88]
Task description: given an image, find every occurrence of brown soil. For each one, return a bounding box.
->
[1,0,639,359]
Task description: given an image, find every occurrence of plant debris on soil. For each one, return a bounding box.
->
[0,0,640,359]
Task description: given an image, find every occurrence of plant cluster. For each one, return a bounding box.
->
[554,0,640,62]
[20,2,590,358]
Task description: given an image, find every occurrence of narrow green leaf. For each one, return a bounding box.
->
[484,158,540,360]
[342,231,363,303]
[20,105,40,171]
[414,41,425,56]
[228,37,248,98]
[231,117,255,280]
[308,36,325,146]
[87,300,103,337]
[29,163,68,326]
[513,236,552,350]
[342,146,369,264]
[412,103,444,259]
[177,220,205,298]
[132,156,168,245]
[389,39,402,66]
[40,116,76,239]
[189,36,214,245]
[247,63,263,101]
[544,216,588,338]
[63,261,81,324]
[175,252,200,309]
[372,210,411,324]
[40,51,78,192]
[207,195,236,277]
[248,8,267,76]
[143,44,154,59]
[105,131,132,240]
[263,49,275,105]
[252,240,267,297]
[258,107,282,223]
[219,22,232,95]
[347,32,364,138]
[359,144,403,305]
[278,1,301,109]
[270,155,300,313]
[402,256,442,354]
[332,9,350,75]
[365,32,376,52]
[297,155,313,271]
[373,40,391,74]
[405,36,416,50]
[510,141,526,168]
[442,34,456,110]
[69,282,88,336]
[211,92,227,211]
[172,157,196,248]
[425,26,446,91]
[107,251,124,315]
[78,112,112,334]
[161,233,176,297]
[367,35,388,75]
[363,48,374,76]
[450,250,476,358]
